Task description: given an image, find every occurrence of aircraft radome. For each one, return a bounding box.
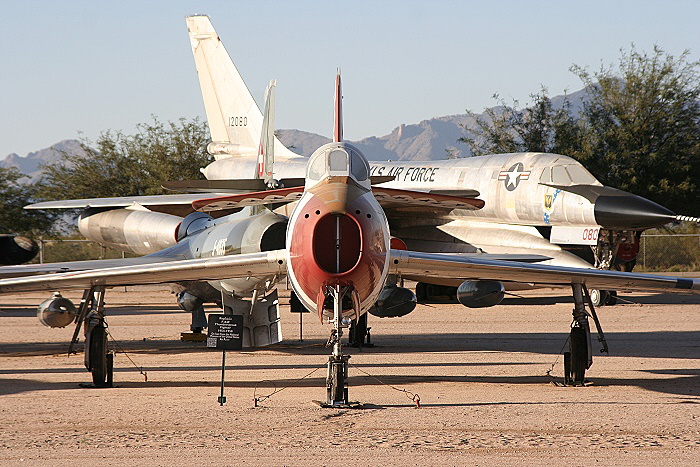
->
[2,16,700,406]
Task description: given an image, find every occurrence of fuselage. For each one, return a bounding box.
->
[203,152,611,228]
[285,142,390,318]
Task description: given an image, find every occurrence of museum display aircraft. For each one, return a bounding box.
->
[2,62,700,404]
[177,16,700,307]
[0,234,38,265]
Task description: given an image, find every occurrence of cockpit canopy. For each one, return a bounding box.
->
[306,143,371,189]
[539,163,601,186]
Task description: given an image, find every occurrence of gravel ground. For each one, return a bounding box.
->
[1,286,698,465]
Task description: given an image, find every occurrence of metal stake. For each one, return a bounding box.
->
[218,351,227,406]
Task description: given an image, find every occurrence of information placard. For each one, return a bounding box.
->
[207,314,243,351]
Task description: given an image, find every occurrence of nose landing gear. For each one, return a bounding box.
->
[322,284,353,407]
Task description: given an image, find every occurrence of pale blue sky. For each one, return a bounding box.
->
[1,0,698,157]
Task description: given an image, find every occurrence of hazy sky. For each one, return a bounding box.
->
[1,0,698,157]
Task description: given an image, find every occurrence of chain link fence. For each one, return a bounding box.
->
[34,234,700,272]
[638,234,700,272]
[35,239,134,264]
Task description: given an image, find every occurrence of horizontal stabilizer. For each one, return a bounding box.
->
[193,187,305,212]
[193,185,484,213]
[164,176,394,194]
[372,187,484,210]
[428,189,480,198]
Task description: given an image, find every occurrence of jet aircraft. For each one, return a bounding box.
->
[3,57,700,405]
[0,234,39,265]
[178,16,700,307]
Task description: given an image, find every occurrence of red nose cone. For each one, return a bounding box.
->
[313,213,361,274]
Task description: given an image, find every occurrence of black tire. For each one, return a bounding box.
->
[415,283,427,302]
[569,326,588,384]
[349,314,368,347]
[89,324,108,387]
[605,291,618,306]
[330,362,345,404]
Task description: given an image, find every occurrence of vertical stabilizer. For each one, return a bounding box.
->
[258,80,276,185]
[333,70,343,143]
[186,16,298,160]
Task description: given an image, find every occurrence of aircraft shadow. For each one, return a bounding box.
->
[2,330,699,359]
[427,292,700,306]
[1,370,698,400]
[0,304,182,317]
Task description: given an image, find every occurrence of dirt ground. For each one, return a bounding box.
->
[0,286,698,465]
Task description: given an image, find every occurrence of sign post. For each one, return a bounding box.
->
[289,291,309,342]
[207,314,243,406]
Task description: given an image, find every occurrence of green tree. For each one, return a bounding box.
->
[572,46,700,211]
[38,117,212,201]
[460,88,584,157]
[0,167,57,236]
[462,46,700,214]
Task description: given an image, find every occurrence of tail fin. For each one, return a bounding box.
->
[333,70,343,142]
[186,16,297,160]
[258,80,276,186]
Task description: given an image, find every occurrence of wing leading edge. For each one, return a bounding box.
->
[391,250,700,293]
[0,250,287,293]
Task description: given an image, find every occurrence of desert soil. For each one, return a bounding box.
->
[1,286,698,465]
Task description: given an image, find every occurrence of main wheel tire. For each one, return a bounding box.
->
[569,326,588,384]
[330,362,345,404]
[89,324,108,387]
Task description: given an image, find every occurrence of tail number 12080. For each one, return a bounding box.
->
[229,116,248,127]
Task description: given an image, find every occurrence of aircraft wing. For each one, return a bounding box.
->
[0,250,287,293]
[26,194,224,217]
[391,250,700,293]
[0,256,185,279]
[192,187,484,212]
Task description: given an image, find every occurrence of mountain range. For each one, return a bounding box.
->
[1,89,587,179]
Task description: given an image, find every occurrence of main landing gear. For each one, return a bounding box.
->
[69,286,113,387]
[564,283,608,385]
[323,285,352,407]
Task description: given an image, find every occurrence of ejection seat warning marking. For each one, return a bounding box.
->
[207,314,243,350]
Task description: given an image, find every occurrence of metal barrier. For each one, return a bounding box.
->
[36,239,128,264]
[639,234,700,272]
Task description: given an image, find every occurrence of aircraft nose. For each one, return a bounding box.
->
[594,192,676,229]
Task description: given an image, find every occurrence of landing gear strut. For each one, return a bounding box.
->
[71,286,113,387]
[564,283,608,385]
[324,285,351,406]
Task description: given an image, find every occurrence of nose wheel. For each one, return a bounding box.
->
[322,285,353,407]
